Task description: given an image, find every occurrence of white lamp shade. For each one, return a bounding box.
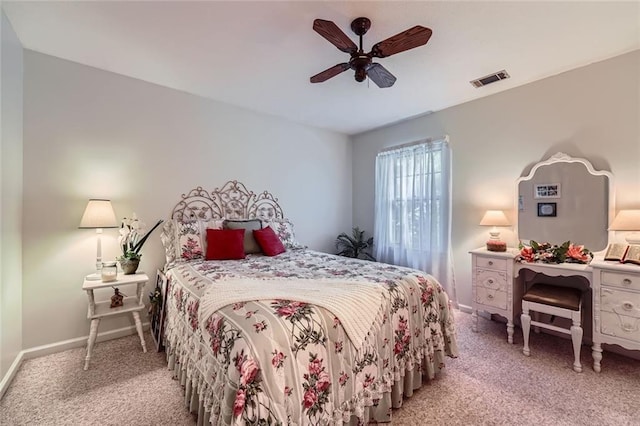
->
[609,209,640,231]
[79,199,118,229]
[479,210,510,227]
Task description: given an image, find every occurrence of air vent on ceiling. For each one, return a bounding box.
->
[470,70,510,88]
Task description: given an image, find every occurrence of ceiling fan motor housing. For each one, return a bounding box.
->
[350,55,372,82]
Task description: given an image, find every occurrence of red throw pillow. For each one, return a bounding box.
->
[253,227,286,256]
[206,229,246,260]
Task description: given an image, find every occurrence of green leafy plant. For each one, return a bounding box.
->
[335,227,376,261]
[117,214,164,261]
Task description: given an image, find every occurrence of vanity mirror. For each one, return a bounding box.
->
[515,152,614,252]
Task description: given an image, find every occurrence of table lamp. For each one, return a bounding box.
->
[480,210,510,252]
[609,209,640,245]
[79,199,118,280]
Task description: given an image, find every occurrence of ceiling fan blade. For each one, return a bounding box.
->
[310,63,351,83]
[366,63,396,88]
[313,19,358,53]
[370,26,432,58]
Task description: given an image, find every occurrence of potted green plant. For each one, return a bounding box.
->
[118,214,164,274]
[335,227,376,261]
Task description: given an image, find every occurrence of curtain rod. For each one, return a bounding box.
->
[379,135,449,153]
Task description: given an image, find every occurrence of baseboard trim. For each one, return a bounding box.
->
[0,322,149,400]
[22,322,150,360]
[457,305,490,318]
[0,350,25,400]
[457,304,472,314]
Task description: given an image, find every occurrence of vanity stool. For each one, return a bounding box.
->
[521,283,584,372]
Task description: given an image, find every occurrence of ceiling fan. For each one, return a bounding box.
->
[310,17,432,88]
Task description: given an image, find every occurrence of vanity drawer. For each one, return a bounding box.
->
[475,287,507,310]
[476,256,507,271]
[600,288,640,319]
[600,311,640,344]
[475,268,507,291]
[601,271,640,291]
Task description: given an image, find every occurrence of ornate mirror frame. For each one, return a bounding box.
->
[515,152,615,252]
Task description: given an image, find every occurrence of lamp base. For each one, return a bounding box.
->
[486,240,507,252]
[85,273,102,281]
[625,233,640,245]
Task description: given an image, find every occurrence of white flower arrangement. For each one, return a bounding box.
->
[118,213,163,261]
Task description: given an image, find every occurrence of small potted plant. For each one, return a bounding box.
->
[335,227,376,261]
[118,214,164,274]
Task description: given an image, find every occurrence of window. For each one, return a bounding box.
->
[374,137,456,301]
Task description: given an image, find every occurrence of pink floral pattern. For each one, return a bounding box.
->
[176,221,204,261]
[164,249,458,425]
[187,300,199,331]
[181,237,202,260]
[261,218,305,250]
[302,353,332,418]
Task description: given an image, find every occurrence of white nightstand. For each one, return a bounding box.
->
[82,272,149,370]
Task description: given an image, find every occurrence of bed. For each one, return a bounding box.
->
[161,181,458,425]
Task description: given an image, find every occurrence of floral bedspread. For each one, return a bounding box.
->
[164,249,458,425]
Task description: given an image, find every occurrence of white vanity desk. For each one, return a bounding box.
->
[471,248,640,372]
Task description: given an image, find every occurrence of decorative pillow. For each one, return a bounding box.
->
[175,220,204,261]
[160,218,225,266]
[223,219,263,254]
[206,229,246,260]
[202,219,225,254]
[253,227,286,256]
[261,218,305,250]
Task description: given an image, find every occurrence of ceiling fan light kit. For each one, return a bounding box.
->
[311,17,432,88]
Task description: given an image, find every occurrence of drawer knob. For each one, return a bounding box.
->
[488,261,494,266]
[622,302,634,311]
[622,323,634,332]
[488,279,494,284]
[622,278,632,285]
[487,294,494,300]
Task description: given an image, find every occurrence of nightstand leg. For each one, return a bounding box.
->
[84,318,100,370]
[132,311,147,353]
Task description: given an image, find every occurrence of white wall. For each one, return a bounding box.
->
[1,10,24,380]
[22,51,352,349]
[352,50,640,310]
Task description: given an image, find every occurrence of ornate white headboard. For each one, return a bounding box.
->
[170,181,285,221]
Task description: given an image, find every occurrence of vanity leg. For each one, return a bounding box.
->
[592,342,602,373]
[521,310,531,354]
[472,309,478,332]
[570,321,583,373]
[507,320,515,344]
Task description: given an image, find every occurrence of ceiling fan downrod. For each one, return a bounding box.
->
[350,17,372,82]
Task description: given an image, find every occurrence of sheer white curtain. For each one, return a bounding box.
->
[374,137,456,304]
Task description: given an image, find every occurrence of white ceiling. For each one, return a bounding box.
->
[3,1,639,135]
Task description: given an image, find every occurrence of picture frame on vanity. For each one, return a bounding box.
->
[537,202,557,217]
[534,183,561,199]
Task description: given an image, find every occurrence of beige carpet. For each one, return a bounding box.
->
[2,312,639,425]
